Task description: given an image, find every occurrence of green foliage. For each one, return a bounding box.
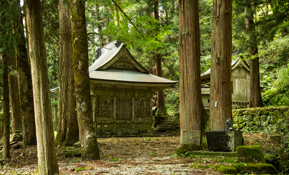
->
[165,86,179,115]
[233,107,289,134]
[258,36,289,107]
[75,167,86,172]
[108,157,122,162]
[279,115,289,174]
[0,1,21,55]
[262,64,289,106]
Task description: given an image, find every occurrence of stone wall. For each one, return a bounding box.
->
[233,107,289,133]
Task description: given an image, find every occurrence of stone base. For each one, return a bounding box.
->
[206,131,243,152]
[180,130,201,146]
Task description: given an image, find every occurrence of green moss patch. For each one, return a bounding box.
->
[176,144,201,156]
[236,145,265,163]
[269,134,281,143]
[190,151,237,157]
[233,163,278,174]
[233,107,289,134]
[218,166,237,174]
[62,148,81,158]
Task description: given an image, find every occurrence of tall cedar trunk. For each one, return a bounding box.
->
[2,53,10,159]
[70,1,100,160]
[210,0,232,130]
[178,0,203,145]
[53,103,58,129]
[15,2,36,145]
[24,0,59,174]
[244,4,263,107]
[154,0,165,113]
[8,54,22,133]
[56,0,79,146]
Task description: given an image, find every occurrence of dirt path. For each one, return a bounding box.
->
[1,133,278,174]
[0,136,222,174]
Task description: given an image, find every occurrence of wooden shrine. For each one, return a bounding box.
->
[201,59,250,111]
[89,41,177,137]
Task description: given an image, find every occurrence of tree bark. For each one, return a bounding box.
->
[210,0,232,130]
[178,0,203,145]
[56,0,79,147]
[15,3,37,145]
[24,0,59,174]
[244,3,263,107]
[8,54,22,133]
[154,0,165,114]
[2,53,10,159]
[70,0,100,160]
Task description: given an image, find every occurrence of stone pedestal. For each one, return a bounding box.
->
[180,130,201,146]
[206,131,243,152]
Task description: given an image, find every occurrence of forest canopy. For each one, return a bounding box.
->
[1,0,289,113]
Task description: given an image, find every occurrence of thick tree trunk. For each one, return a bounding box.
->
[154,0,165,114]
[24,0,59,174]
[15,5,37,146]
[2,53,10,159]
[8,54,22,133]
[210,0,232,130]
[178,0,203,145]
[244,4,263,107]
[56,0,79,147]
[70,1,100,160]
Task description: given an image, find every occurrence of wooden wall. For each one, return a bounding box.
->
[91,84,153,137]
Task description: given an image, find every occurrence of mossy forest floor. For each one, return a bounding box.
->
[0,132,280,174]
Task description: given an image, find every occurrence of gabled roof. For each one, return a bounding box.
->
[201,58,250,78]
[89,41,177,90]
[89,41,148,73]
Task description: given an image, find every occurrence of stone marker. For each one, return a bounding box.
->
[206,131,243,152]
[180,130,201,146]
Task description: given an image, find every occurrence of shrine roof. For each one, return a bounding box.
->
[89,41,177,88]
[90,69,177,84]
[201,58,250,78]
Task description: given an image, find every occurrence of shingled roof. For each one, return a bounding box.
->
[201,58,250,78]
[89,41,177,90]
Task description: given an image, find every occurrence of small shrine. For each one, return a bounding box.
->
[89,41,177,137]
[201,59,250,111]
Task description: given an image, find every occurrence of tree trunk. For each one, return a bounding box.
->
[2,53,10,159]
[15,3,37,146]
[178,0,203,145]
[210,0,232,130]
[155,54,165,113]
[53,102,58,131]
[56,0,79,147]
[70,1,100,160]
[24,0,59,174]
[154,0,165,114]
[8,54,22,133]
[244,4,263,107]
